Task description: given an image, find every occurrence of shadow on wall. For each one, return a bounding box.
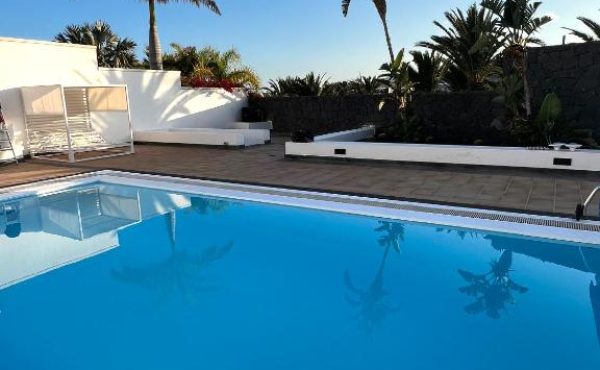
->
[78,69,247,132]
[165,88,245,129]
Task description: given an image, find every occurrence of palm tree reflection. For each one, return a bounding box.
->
[189,197,231,215]
[436,227,479,240]
[591,274,600,347]
[344,221,404,337]
[113,242,234,303]
[375,221,405,253]
[458,250,528,319]
[113,197,235,303]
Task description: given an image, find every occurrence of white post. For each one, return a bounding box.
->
[124,86,135,154]
[61,86,75,163]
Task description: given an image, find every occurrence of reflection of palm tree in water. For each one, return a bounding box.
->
[591,274,600,347]
[436,227,478,240]
[344,221,404,337]
[113,197,234,303]
[458,250,528,319]
[189,197,231,215]
[112,242,234,303]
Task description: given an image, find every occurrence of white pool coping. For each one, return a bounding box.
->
[1,170,599,245]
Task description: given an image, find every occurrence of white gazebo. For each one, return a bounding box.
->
[20,84,134,162]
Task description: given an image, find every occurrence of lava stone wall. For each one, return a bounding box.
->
[249,95,397,135]
[411,91,504,145]
[251,42,600,142]
[527,42,600,142]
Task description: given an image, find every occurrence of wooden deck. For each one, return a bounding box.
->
[1,136,599,218]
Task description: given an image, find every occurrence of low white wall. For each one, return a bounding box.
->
[286,141,600,172]
[0,37,247,161]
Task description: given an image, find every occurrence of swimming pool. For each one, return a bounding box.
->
[1,172,599,370]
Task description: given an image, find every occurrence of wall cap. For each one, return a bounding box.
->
[0,36,97,50]
[99,67,181,75]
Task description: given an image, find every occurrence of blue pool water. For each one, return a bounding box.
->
[0,182,599,370]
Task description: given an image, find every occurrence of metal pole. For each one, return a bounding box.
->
[0,102,18,164]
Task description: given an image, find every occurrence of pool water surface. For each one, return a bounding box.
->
[0,182,599,370]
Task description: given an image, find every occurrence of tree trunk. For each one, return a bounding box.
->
[148,0,163,70]
[381,17,395,64]
[523,49,532,117]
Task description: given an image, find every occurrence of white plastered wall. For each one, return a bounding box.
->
[0,37,247,161]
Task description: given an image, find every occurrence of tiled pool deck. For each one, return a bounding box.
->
[1,136,599,217]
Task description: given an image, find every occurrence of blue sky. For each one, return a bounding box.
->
[0,0,596,83]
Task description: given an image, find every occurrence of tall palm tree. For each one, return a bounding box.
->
[408,50,448,92]
[342,0,395,63]
[564,13,600,42]
[481,0,553,115]
[145,0,221,70]
[418,4,505,90]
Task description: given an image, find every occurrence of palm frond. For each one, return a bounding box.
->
[341,0,352,17]
[155,0,221,15]
[564,15,600,42]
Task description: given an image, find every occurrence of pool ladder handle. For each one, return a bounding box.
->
[575,186,600,221]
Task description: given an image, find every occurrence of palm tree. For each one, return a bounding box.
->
[326,81,354,96]
[378,49,414,108]
[192,48,260,89]
[163,43,207,75]
[563,13,600,42]
[482,0,553,115]
[418,4,505,91]
[299,72,331,96]
[262,73,331,97]
[88,20,118,67]
[482,0,552,47]
[342,0,395,63]
[353,76,386,95]
[107,38,139,68]
[55,24,94,45]
[408,50,448,92]
[145,0,221,70]
[55,21,137,68]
